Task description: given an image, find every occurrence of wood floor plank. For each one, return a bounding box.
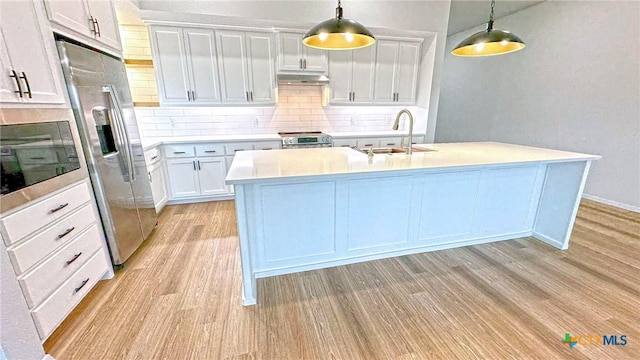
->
[44,200,640,359]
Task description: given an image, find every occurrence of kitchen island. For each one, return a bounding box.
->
[225,142,600,305]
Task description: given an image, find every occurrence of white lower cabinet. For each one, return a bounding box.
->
[0,180,112,340]
[148,161,168,212]
[165,143,230,200]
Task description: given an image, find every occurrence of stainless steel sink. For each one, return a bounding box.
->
[353,146,435,154]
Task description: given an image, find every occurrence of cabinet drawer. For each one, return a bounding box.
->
[252,141,280,151]
[31,249,109,340]
[1,182,92,245]
[164,144,195,158]
[195,143,225,157]
[144,147,161,165]
[356,139,380,148]
[19,225,104,308]
[378,137,403,148]
[333,139,357,148]
[225,143,253,155]
[8,203,97,274]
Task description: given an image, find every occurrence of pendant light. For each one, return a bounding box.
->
[452,0,525,57]
[302,0,375,50]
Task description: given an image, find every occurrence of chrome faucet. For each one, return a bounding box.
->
[392,109,414,155]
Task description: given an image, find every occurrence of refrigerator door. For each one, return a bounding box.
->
[57,41,156,265]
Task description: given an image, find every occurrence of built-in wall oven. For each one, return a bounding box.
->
[0,108,88,213]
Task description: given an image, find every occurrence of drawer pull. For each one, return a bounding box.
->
[204,150,217,153]
[234,149,245,152]
[57,227,76,239]
[173,151,186,154]
[74,278,90,293]
[363,144,374,147]
[150,155,158,160]
[261,148,273,150]
[30,156,46,160]
[386,143,396,146]
[66,252,83,266]
[50,203,69,213]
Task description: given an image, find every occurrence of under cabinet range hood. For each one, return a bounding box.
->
[277,74,330,86]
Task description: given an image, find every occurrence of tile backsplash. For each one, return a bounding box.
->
[135,85,428,138]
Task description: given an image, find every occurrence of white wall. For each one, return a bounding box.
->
[435,0,640,210]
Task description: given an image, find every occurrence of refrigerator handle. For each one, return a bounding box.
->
[104,85,136,181]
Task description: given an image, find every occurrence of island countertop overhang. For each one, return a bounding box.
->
[225,141,601,185]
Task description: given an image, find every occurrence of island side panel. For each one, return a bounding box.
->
[233,185,257,306]
[533,161,591,249]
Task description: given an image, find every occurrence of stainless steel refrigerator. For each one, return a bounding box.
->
[57,39,157,266]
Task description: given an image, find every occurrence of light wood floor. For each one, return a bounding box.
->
[44,199,640,359]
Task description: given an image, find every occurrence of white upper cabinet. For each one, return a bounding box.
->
[277,32,327,73]
[373,39,421,105]
[43,0,122,54]
[150,26,221,106]
[216,30,275,105]
[328,46,376,104]
[0,0,66,105]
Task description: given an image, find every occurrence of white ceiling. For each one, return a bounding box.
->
[447,0,545,35]
[114,0,546,37]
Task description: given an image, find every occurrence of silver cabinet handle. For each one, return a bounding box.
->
[204,150,216,153]
[9,70,23,98]
[246,91,249,101]
[299,58,303,69]
[151,155,158,160]
[92,17,101,37]
[187,91,191,101]
[193,160,196,171]
[191,90,195,101]
[19,72,32,98]
[89,16,97,35]
[74,278,89,293]
[148,171,152,182]
[250,91,253,102]
[174,151,186,154]
[352,92,355,102]
[303,59,307,69]
[197,160,201,170]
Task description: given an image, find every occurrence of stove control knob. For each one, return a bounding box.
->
[322,136,332,143]
[284,137,293,144]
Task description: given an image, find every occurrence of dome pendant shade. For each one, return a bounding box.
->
[451,0,525,57]
[451,28,525,56]
[303,1,375,50]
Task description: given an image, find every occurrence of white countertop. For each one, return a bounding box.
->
[225,142,601,184]
[140,132,418,150]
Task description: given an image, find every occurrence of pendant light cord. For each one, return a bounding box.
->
[336,0,343,20]
[487,0,495,31]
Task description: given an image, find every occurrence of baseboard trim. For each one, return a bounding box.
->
[43,354,56,360]
[581,194,640,213]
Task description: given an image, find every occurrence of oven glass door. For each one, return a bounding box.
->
[1,121,81,195]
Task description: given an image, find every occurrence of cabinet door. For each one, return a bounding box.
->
[197,158,229,196]
[328,50,352,104]
[150,26,191,105]
[43,0,92,38]
[166,159,199,198]
[303,46,327,72]
[149,163,168,212]
[85,0,122,51]
[245,32,275,104]
[0,0,66,104]
[395,41,421,104]
[216,30,249,103]
[277,32,303,71]
[184,28,221,104]
[351,46,376,103]
[373,40,398,103]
